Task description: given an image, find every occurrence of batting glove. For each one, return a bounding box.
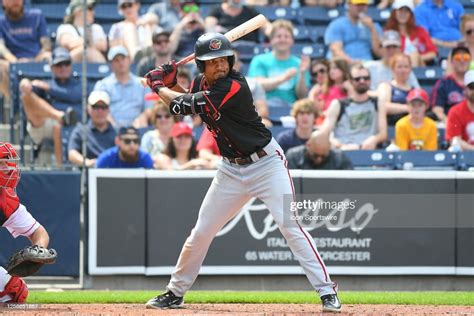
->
[161,61,178,88]
[145,68,166,93]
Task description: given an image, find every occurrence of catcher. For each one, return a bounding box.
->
[0,142,57,303]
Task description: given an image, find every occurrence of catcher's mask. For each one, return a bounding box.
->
[194,32,234,73]
[0,142,21,190]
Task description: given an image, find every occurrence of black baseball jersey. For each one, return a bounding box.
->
[187,70,271,158]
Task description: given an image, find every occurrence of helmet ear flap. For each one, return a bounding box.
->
[228,55,235,71]
[196,59,205,73]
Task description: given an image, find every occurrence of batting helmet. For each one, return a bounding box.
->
[0,142,21,190]
[194,32,234,73]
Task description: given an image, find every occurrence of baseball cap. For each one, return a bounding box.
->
[407,88,429,105]
[51,47,72,66]
[88,90,110,106]
[152,27,171,42]
[450,44,470,58]
[118,0,136,7]
[392,0,414,11]
[464,70,474,86]
[349,0,369,4]
[118,126,139,137]
[107,45,129,61]
[170,122,193,137]
[66,0,96,16]
[381,30,401,47]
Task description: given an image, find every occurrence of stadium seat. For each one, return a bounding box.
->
[233,41,257,62]
[457,152,474,170]
[291,43,325,59]
[344,150,395,170]
[387,126,395,140]
[254,6,301,24]
[307,25,326,44]
[394,150,458,170]
[268,106,291,122]
[269,125,292,139]
[300,6,343,26]
[413,66,444,88]
[458,0,474,8]
[33,3,67,23]
[292,25,312,43]
[366,7,391,24]
[94,3,123,23]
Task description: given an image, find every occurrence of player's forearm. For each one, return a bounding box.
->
[28,225,49,248]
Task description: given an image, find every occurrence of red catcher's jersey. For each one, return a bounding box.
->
[0,188,20,225]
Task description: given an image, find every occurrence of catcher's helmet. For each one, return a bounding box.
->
[0,142,20,190]
[194,32,234,73]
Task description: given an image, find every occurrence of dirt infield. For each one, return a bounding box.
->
[1,304,474,315]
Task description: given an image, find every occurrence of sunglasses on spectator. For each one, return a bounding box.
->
[120,2,134,10]
[352,76,370,82]
[55,61,71,67]
[308,152,327,161]
[87,5,95,10]
[466,29,474,36]
[453,53,471,62]
[312,68,327,76]
[121,138,139,145]
[156,114,171,119]
[182,3,199,13]
[154,39,170,45]
[91,103,109,110]
[467,83,474,90]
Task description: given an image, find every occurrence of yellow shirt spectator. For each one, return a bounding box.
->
[395,116,438,150]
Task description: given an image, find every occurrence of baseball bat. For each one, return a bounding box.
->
[141,14,268,86]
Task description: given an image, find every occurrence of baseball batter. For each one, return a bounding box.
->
[144,33,341,313]
[0,142,50,303]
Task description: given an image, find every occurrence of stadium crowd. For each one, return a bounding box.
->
[1,0,474,170]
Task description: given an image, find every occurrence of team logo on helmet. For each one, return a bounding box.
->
[209,39,222,50]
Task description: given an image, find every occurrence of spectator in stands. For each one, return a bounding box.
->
[234,50,271,126]
[155,122,211,170]
[169,1,205,60]
[96,126,153,168]
[324,0,382,62]
[246,0,291,5]
[276,98,318,153]
[196,128,221,169]
[94,45,153,128]
[140,100,174,159]
[446,70,474,151]
[377,53,414,126]
[205,0,261,43]
[461,15,474,70]
[301,0,344,7]
[19,47,81,165]
[431,45,470,122]
[247,19,310,108]
[136,29,176,77]
[286,130,353,170]
[0,0,51,98]
[316,58,351,113]
[395,88,438,150]
[308,58,330,113]
[146,0,181,31]
[68,91,117,167]
[108,0,157,62]
[414,0,464,48]
[365,30,420,90]
[384,0,437,67]
[56,0,107,63]
[322,63,388,150]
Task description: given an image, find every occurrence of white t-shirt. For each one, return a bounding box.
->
[56,23,106,46]
[108,21,152,52]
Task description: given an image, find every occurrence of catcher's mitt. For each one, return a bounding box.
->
[6,245,57,277]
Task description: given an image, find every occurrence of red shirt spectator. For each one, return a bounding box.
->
[196,128,220,155]
[446,100,474,146]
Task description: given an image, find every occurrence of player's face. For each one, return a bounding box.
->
[0,160,8,174]
[204,57,229,84]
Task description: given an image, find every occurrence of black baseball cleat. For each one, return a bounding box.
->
[145,290,184,309]
[321,294,342,313]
